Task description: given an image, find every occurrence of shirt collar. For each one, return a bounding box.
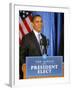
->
[33,29,41,36]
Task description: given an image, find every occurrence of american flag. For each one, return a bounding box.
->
[19,10,33,44]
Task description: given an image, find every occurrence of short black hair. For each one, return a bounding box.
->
[31,15,42,22]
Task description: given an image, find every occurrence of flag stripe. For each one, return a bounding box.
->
[29,15,32,21]
[19,24,25,36]
[26,17,33,31]
[23,19,32,32]
[19,16,29,34]
[19,38,22,45]
[19,29,23,40]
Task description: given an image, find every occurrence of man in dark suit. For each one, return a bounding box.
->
[19,15,48,79]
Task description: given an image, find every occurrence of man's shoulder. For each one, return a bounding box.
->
[22,31,33,40]
[21,31,34,46]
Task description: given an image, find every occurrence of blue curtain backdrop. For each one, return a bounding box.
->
[32,11,64,57]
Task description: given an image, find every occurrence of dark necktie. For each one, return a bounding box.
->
[38,33,44,54]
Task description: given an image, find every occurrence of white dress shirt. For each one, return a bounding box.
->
[33,29,42,44]
[33,29,45,54]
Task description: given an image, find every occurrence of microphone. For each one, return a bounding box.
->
[40,38,49,55]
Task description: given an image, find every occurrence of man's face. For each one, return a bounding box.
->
[32,16,43,32]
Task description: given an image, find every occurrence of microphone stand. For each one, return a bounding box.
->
[40,39,49,58]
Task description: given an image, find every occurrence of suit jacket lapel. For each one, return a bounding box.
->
[31,31,42,55]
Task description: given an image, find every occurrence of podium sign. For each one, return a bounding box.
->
[26,56,63,78]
